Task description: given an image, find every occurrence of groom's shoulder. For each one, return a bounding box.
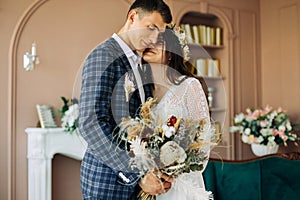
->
[86,37,124,62]
[94,37,121,55]
[99,37,119,50]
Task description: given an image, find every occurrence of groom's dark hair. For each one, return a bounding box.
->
[128,0,172,23]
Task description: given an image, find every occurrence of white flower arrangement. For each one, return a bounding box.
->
[59,97,79,133]
[61,103,79,133]
[124,72,135,102]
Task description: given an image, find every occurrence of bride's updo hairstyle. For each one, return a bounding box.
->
[163,25,208,98]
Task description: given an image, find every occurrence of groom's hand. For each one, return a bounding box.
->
[139,172,173,195]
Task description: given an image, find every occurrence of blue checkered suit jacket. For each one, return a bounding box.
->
[79,37,153,200]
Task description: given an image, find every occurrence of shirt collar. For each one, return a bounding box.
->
[112,33,140,65]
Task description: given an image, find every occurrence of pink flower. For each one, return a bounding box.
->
[281,135,288,141]
[273,129,284,136]
[246,108,252,115]
[251,110,260,119]
[260,120,267,127]
[264,105,272,112]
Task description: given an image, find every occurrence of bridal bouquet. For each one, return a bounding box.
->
[115,98,215,199]
[230,105,299,147]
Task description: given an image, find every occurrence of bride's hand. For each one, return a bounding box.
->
[139,172,173,195]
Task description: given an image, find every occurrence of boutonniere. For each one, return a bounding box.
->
[124,72,135,102]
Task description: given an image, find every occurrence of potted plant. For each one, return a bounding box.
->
[230,105,299,156]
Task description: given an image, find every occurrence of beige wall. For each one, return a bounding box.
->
[260,0,300,153]
[0,0,299,199]
[260,0,300,120]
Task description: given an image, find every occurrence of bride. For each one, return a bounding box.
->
[141,25,214,200]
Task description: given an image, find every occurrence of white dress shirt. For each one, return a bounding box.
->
[112,33,145,103]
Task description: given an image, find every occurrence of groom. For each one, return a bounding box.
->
[79,0,173,199]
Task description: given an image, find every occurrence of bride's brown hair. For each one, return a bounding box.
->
[163,25,208,99]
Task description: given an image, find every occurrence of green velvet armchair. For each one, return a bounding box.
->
[203,153,300,200]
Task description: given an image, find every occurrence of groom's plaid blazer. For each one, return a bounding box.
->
[79,37,152,200]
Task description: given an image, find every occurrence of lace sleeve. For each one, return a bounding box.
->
[182,78,213,174]
[183,78,210,121]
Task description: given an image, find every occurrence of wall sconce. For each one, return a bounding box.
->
[23,42,39,71]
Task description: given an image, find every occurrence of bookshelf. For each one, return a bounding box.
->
[180,11,229,158]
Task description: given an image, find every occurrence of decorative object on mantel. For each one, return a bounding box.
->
[230,105,299,156]
[58,96,79,133]
[36,104,57,128]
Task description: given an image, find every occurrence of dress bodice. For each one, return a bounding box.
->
[154,77,209,121]
[155,77,214,200]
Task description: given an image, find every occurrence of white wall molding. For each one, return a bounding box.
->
[8,1,49,199]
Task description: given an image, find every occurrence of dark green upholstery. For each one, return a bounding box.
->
[203,156,300,200]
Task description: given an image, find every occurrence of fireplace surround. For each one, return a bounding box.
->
[26,128,87,200]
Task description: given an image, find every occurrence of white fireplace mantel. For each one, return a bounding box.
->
[26,128,87,200]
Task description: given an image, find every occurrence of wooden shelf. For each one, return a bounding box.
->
[203,76,224,80]
[188,43,224,59]
[210,107,226,112]
[189,43,224,49]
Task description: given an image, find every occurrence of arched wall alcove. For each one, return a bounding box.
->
[172,2,236,159]
[8,0,131,199]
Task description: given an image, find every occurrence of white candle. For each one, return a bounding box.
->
[32,42,36,56]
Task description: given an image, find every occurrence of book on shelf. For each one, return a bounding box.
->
[196,58,207,77]
[207,59,220,77]
[206,26,211,46]
[199,25,207,45]
[183,24,194,43]
[215,27,222,46]
[210,27,216,46]
[192,25,200,44]
[195,58,220,77]
[181,23,223,46]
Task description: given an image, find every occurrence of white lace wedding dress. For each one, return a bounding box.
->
[154,77,214,200]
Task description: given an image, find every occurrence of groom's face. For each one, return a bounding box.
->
[143,33,167,64]
[128,10,166,54]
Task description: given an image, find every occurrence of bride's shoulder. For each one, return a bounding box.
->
[179,77,205,93]
[181,76,201,86]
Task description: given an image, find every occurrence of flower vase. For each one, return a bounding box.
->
[251,143,279,156]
